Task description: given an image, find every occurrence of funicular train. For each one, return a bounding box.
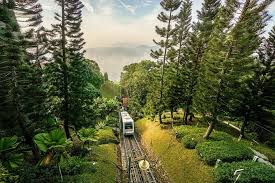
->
[119,111,134,136]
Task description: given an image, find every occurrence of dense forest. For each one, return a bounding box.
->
[0,0,275,182]
[0,0,120,182]
[121,0,275,143]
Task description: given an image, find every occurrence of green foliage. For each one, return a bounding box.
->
[214,161,275,183]
[95,121,106,130]
[121,60,158,119]
[96,128,118,145]
[34,129,68,153]
[0,136,23,169]
[34,129,72,166]
[100,80,120,99]
[182,133,204,149]
[0,163,18,183]
[181,129,233,149]
[93,97,119,121]
[78,128,97,149]
[173,126,205,138]
[59,156,95,175]
[19,163,60,183]
[196,141,253,165]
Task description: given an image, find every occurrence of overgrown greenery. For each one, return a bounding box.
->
[214,161,275,183]
[121,0,275,146]
[196,141,254,165]
[0,1,118,182]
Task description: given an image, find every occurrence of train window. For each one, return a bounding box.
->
[125,122,133,129]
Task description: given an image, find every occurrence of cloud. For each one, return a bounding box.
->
[116,0,137,14]
[82,0,95,14]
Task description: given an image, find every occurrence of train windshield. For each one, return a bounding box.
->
[125,122,133,129]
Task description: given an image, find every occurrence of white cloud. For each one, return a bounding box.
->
[82,0,95,14]
[116,0,137,14]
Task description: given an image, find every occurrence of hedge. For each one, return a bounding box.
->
[182,131,233,149]
[210,131,233,142]
[173,126,205,139]
[196,141,253,165]
[182,133,204,149]
[215,161,275,183]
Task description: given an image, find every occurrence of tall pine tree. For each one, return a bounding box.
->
[151,0,181,124]
[194,0,273,139]
[182,0,221,124]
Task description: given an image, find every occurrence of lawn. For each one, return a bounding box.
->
[136,118,214,183]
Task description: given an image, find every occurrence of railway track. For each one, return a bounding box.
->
[123,135,157,183]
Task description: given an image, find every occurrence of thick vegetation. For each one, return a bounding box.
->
[196,141,254,165]
[0,0,119,182]
[214,161,275,183]
[121,0,275,146]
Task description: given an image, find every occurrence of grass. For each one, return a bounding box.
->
[63,144,117,183]
[100,81,120,99]
[136,118,214,183]
[97,127,119,145]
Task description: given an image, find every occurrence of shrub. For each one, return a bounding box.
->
[173,116,181,120]
[210,131,233,142]
[95,121,106,130]
[196,141,253,165]
[19,163,60,183]
[182,133,204,149]
[59,157,95,175]
[0,163,18,183]
[96,128,119,144]
[215,161,275,183]
[173,126,205,139]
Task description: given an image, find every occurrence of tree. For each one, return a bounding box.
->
[165,0,192,121]
[194,0,273,139]
[232,25,275,140]
[151,0,181,124]
[121,60,158,118]
[182,0,221,124]
[0,0,42,159]
[104,72,109,81]
[46,0,99,137]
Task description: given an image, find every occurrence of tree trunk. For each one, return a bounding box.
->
[171,109,173,119]
[61,0,71,139]
[184,104,189,125]
[159,112,162,124]
[159,10,172,125]
[239,112,248,140]
[203,121,215,139]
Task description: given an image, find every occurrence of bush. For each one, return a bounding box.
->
[173,126,205,139]
[215,161,275,183]
[96,128,119,144]
[0,163,18,183]
[196,141,253,165]
[182,133,204,149]
[19,164,60,183]
[173,116,181,120]
[210,131,233,142]
[59,157,95,175]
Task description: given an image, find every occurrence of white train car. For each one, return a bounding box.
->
[119,111,134,136]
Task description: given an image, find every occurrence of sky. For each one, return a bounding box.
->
[39,0,275,49]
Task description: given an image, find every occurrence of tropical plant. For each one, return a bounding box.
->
[34,128,72,166]
[0,136,23,169]
[0,162,19,183]
[78,128,97,150]
[95,121,106,130]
